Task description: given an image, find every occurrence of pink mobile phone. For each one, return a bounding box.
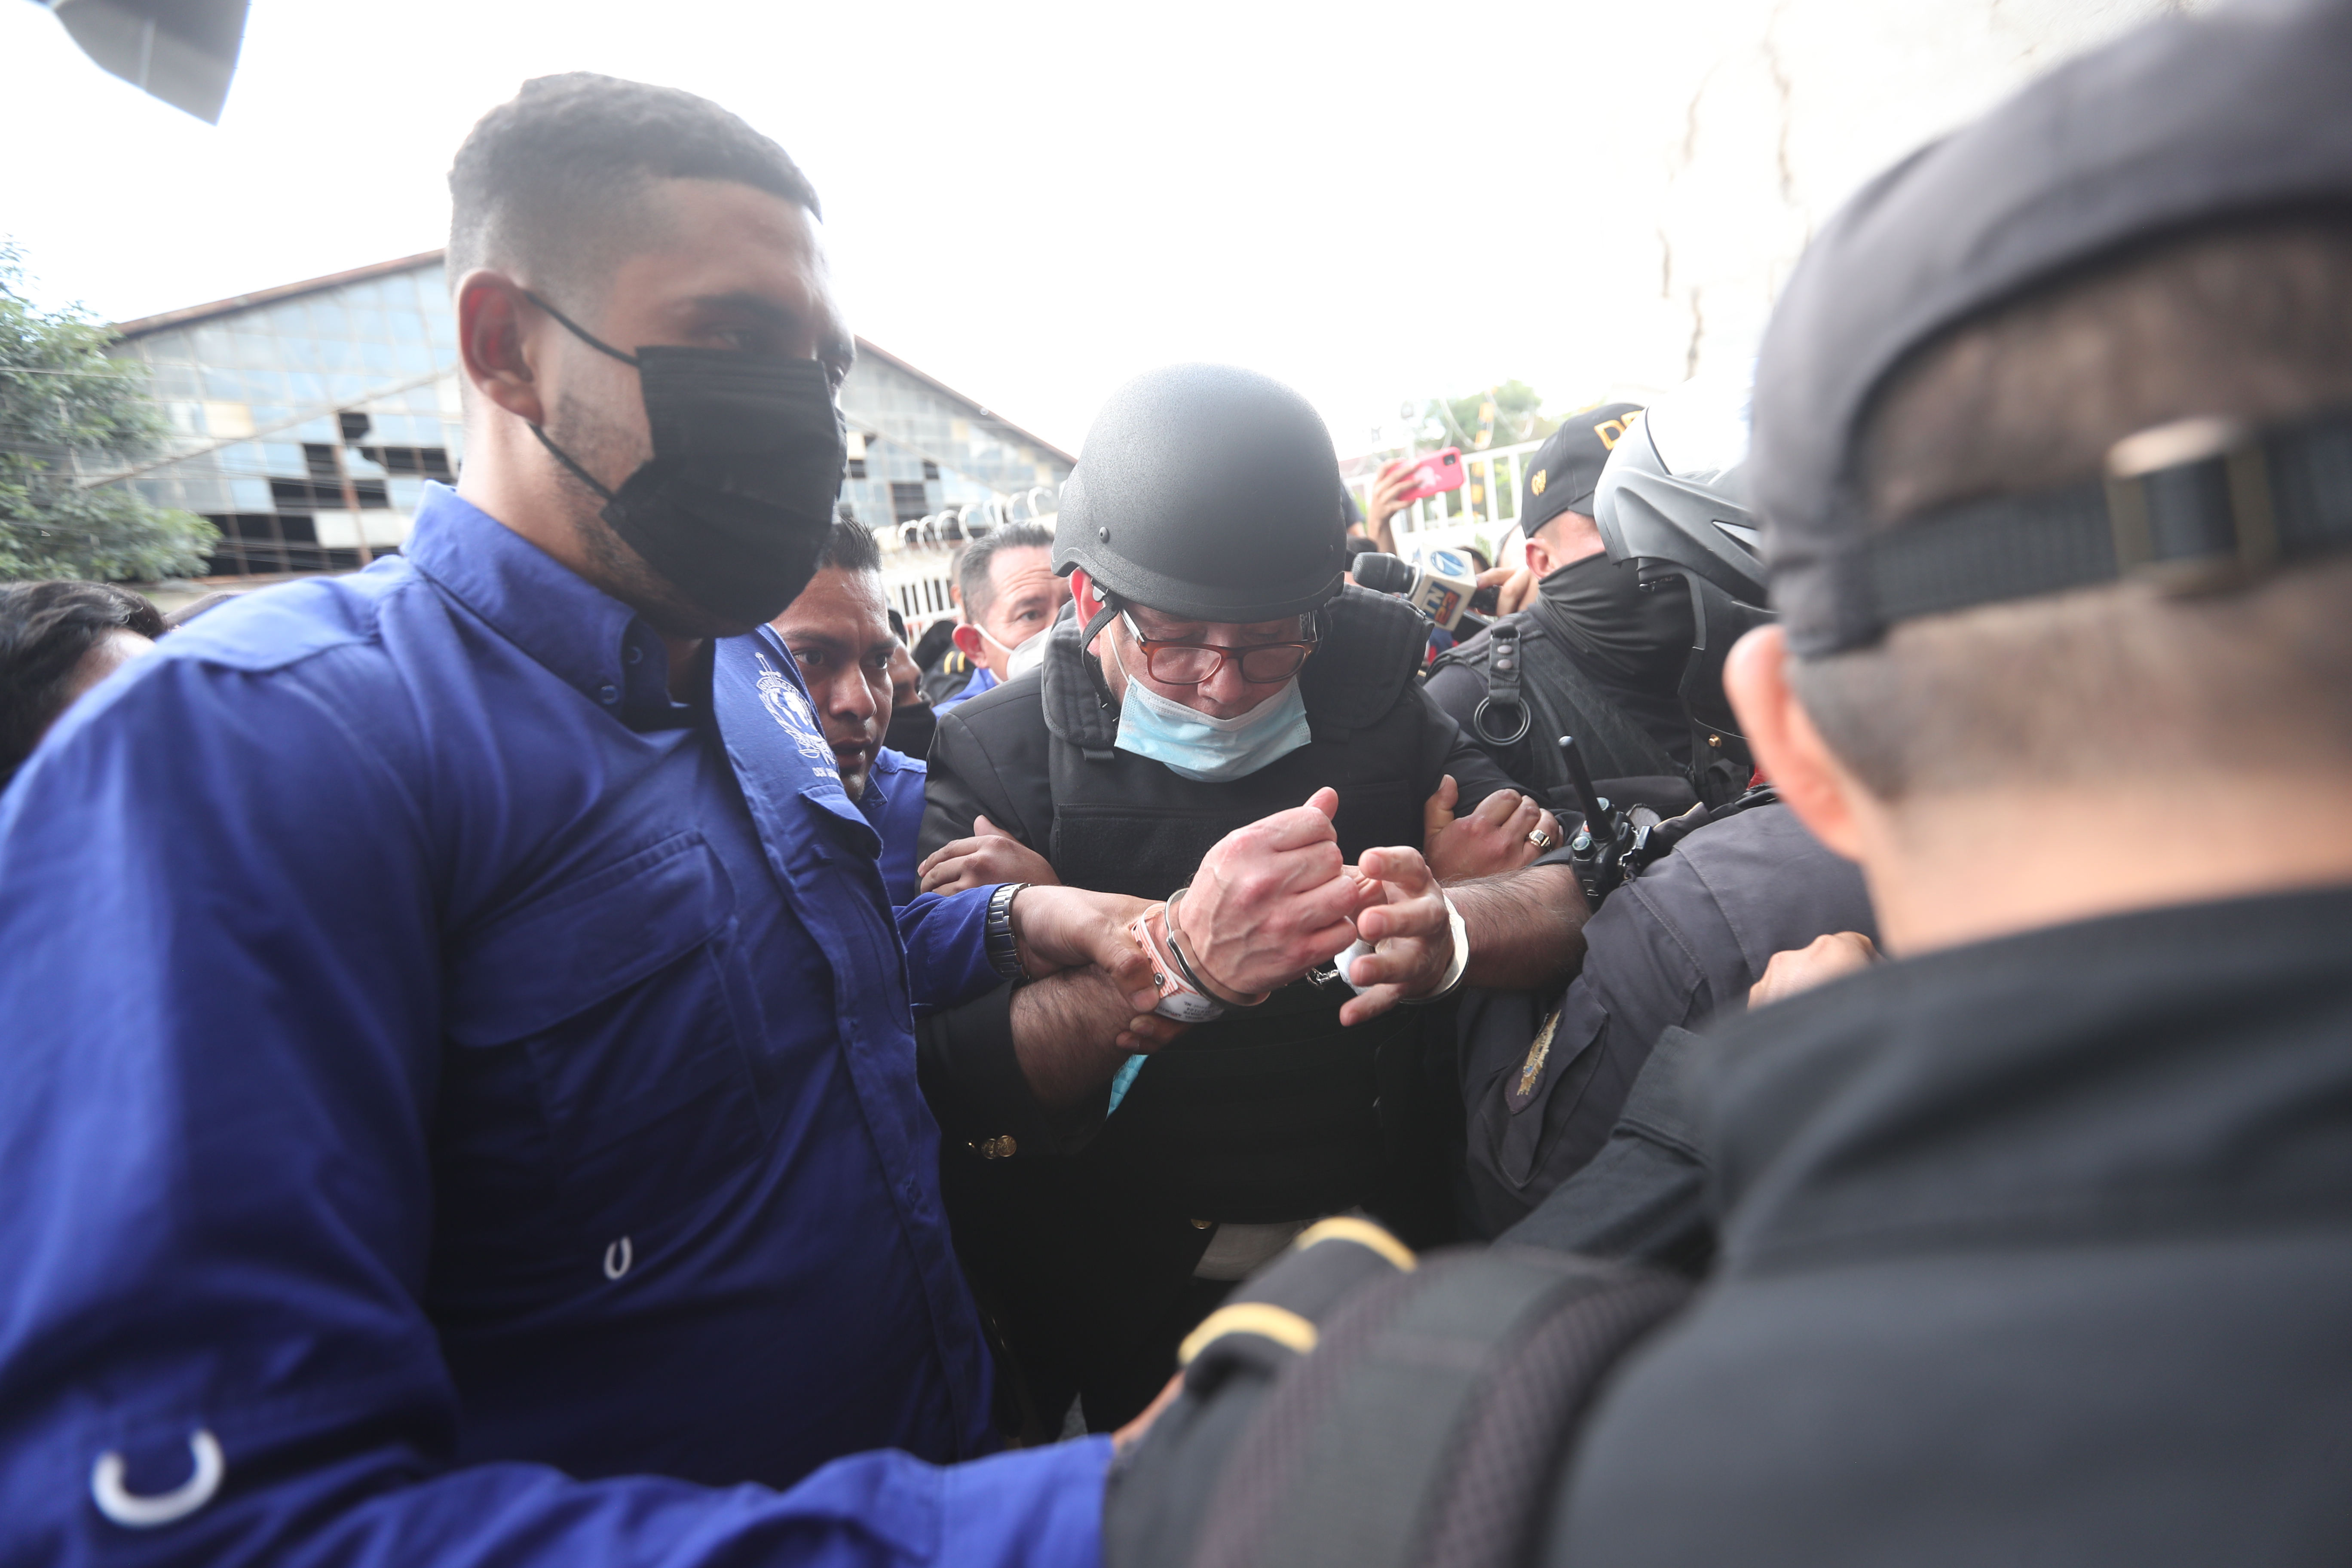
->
[1397,447,1466,504]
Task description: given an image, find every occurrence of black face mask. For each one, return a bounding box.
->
[1535,551,1697,693]
[883,697,938,763]
[525,293,848,627]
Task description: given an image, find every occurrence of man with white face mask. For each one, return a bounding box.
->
[933,521,1067,713]
[918,364,1592,1436]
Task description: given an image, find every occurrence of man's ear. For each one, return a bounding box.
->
[455,270,548,427]
[1069,569,1099,624]
[1522,532,1554,581]
[1723,624,1868,862]
[951,623,987,662]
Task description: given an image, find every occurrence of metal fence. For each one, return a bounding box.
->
[1344,435,1548,564]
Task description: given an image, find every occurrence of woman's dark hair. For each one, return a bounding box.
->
[0,581,164,787]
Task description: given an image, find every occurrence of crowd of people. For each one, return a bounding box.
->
[2,1,2349,1563]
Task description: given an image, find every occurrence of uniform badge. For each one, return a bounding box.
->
[1530,468,1548,496]
[1510,1006,1562,1111]
[753,653,839,771]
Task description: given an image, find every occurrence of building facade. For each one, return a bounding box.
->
[110,251,1072,628]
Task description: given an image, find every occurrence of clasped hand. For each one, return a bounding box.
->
[1165,788,1455,1025]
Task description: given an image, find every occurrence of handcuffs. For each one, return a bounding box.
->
[1132,884,1472,1021]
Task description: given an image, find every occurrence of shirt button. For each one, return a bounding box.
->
[597,683,619,705]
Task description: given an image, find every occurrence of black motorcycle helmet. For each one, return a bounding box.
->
[1054,364,1352,629]
[1592,370,1771,795]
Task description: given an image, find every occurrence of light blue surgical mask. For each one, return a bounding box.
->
[1112,639,1311,783]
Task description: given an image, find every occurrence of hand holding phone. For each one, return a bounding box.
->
[1396,447,1466,504]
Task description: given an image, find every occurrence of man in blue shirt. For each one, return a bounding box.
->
[0,72,1375,1566]
[769,514,935,905]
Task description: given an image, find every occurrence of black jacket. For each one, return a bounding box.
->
[1552,885,2352,1566]
[1458,799,1871,1237]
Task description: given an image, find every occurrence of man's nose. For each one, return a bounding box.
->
[1200,657,1256,710]
[832,675,876,722]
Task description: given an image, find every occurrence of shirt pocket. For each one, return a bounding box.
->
[443,831,764,1241]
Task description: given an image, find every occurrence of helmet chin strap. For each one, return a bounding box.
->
[1079,591,1123,710]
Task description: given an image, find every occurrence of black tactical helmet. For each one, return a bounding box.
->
[1054,364,1351,624]
[1592,371,1766,606]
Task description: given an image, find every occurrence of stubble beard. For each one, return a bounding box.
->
[544,388,743,640]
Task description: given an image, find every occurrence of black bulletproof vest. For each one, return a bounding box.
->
[1040,587,1437,1222]
[1429,599,1687,809]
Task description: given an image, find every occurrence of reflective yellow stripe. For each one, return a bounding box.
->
[1294,1216,1418,1272]
[1177,1302,1320,1366]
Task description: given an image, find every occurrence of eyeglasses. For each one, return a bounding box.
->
[1120,610,1317,686]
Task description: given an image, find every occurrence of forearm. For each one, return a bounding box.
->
[1452,863,1588,992]
[1009,968,1147,1111]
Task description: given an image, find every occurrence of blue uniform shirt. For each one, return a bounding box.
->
[859,746,930,905]
[0,484,1108,1565]
[933,663,998,714]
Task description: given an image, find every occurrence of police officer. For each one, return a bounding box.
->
[1424,402,1703,807]
[919,363,1591,1430]
[1452,372,1876,1237]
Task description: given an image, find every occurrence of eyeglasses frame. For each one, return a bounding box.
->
[1117,609,1320,687]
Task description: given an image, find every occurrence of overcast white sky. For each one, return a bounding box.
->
[2,0,2188,457]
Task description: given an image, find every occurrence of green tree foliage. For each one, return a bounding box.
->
[0,245,217,582]
[1422,380,1556,453]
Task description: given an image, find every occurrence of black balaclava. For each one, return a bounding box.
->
[1536,550,1695,693]
[883,698,937,763]
[525,292,848,627]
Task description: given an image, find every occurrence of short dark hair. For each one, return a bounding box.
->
[1,581,165,787]
[1794,215,2352,800]
[817,515,882,576]
[447,73,821,297]
[957,522,1057,623]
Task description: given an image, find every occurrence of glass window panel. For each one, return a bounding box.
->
[393,340,430,374]
[351,309,390,341]
[178,475,233,512]
[279,337,321,371]
[325,376,368,404]
[193,327,234,363]
[405,386,439,413]
[287,372,327,405]
[202,368,245,400]
[387,475,424,510]
[231,478,273,511]
[359,340,394,374]
[261,442,305,473]
[250,405,294,429]
[266,303,309,336]
[150,364,200,399]
[316,337,355,371]
[389,310,426,343]
[309,301,350,337]
[243,369,288,401]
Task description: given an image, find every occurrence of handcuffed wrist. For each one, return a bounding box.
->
[1165,886,1270,1008]
[1400,891,1471,1006]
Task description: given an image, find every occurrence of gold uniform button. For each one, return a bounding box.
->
[975,1135,1018,1159]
